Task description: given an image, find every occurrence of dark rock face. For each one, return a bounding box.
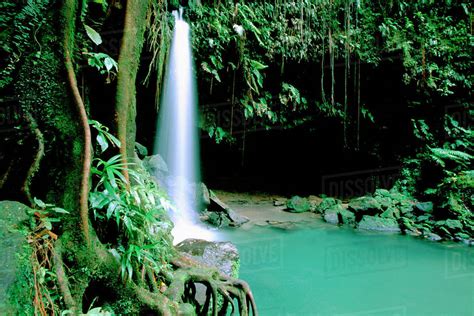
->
[357,215,401,233]
[176,239,240,278]
[0,201,31,314]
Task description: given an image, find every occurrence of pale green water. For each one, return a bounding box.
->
[219,223,474,316]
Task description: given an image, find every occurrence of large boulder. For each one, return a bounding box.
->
[176,239,240,278]
[286,196,311,213]
[176,239,240,307]
[414,202,434,214]
[0,201,32,314]
[348,197,383,215]
[323,208,340,225]
[143,154,169,175]
[357,215,401,233]
[339,209,356,226]
[207,192,249,227]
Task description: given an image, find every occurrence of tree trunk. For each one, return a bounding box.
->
[115,0,152,181]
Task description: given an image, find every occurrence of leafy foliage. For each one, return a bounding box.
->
[185,0,471,144]
[396,113,473,239]
[89,151,174,282]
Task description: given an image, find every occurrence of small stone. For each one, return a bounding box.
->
[426,232,442,242]
[273,198,286,207]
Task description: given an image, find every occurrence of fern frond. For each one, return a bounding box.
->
[429,147,473,166]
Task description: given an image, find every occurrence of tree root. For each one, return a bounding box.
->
[22,112,44,205]
[167,254,258,316]
[53,240,78,313]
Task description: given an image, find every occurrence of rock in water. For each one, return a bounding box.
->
[176,239,240,306]
[0,201,31,314]
[339,209,356,226]
[323,209,339,225]
[357,215,401,233]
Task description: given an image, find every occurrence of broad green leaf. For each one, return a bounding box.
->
[84,24,102,45]
[34,197,46,208]
[52,207,69,214]
[97,133,109,153]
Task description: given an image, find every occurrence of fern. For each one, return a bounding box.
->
[429,147,472,167]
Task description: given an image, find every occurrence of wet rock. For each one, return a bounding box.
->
[176,239,240,307]
[349,197,383,214]
[445,219,463,231]
[339,209,356,226]
[425,232,442,242]
[143,154,169,174]
[192,182,210,212]
[357,215,401,233]
[134,142,148,158]
[414,202,434,214]
[205,211,231,227]
[176,239,240,278]
[266,220,297,230]
[273,198,287,207]
[207,192,249,227]
[462,239,473,246]
[307,195,323,210]
[381,206,400,219]
[0,201,31,315]
[286,196,311,213]
[316,197,341,214]
[399,201,414,215]
[323,209,339,225]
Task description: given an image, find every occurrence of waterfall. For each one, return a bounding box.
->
[154,9,214,244]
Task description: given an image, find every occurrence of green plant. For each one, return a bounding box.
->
[89,119,121,153]
[89,154,174,282]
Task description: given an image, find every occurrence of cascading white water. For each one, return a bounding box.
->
[154,9,214,244]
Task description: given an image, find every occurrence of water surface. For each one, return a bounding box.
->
[219,223,474,315]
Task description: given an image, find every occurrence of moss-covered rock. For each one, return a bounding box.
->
[286,196,311,213]
[381,206,401,219]
[348,196,383,214]
[316,197,341,213]
[339,209,356,226]
[357,215,401,233]
[0,201,33,315]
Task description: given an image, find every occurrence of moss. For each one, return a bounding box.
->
[14,6,84,217]
[5,244,34,315]
[115,0,151,160]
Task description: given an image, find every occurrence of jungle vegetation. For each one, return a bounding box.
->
[0,0,472,314]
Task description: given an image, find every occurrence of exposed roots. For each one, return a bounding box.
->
[167,254,258,316]
[52,240,78,313]
[22,112,44,205]
[28,215,60,315]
